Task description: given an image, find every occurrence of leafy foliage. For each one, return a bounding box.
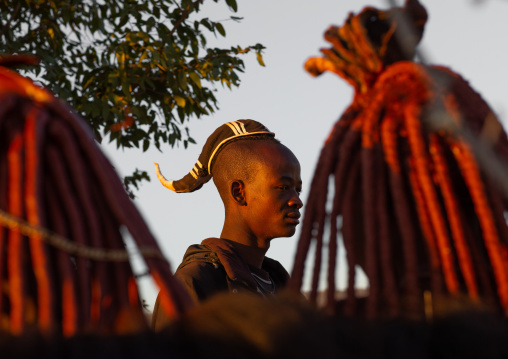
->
[0,0,265,193]
[123,168,151,199]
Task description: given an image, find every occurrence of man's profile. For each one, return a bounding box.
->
[152,120,303,329]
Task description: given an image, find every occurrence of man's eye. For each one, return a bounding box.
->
[279,185,289,190]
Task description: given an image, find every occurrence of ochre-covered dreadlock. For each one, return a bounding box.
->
[291,0,508,319]
[0,58,192,335]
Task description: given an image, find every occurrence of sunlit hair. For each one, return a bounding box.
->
[290,0,508,318]
[0,60,191,335]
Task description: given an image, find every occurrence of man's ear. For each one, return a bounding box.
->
[230,180,246,206]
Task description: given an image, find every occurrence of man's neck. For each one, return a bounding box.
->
[220,213,272,268]
[218,237,268,269]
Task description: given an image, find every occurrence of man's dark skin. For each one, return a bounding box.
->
[152,139,303,329]
[216,140,303,268]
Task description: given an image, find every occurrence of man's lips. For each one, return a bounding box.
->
[285,212,301,224]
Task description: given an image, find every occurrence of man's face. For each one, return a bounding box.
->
[243,143,303,241]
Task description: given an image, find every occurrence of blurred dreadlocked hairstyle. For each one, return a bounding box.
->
[0,57,191,336]
[290,0,508,319]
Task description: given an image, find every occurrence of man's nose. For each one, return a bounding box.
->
[288,195,303,209]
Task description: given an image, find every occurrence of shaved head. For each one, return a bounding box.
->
[214,135,303,246]
[211,136,294,206]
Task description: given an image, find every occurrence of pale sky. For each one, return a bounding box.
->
[101,0,508,310]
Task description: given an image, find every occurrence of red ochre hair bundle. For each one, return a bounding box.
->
[0,61,191,335]
[291,0,508,319]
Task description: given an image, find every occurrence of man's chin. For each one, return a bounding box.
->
[281,227,297,238]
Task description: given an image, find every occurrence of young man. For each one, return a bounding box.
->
[152,120,303,328]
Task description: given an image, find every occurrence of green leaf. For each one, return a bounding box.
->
[215,23,226,37]
[225,0,238,12]
[201,18,213,31]
[101,103,110,121]
[178,71,188,90]
[147,16,156,29]
[189,72,201,88]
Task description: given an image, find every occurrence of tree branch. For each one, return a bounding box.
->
[168,0,204,38]
[1,2,22,40]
